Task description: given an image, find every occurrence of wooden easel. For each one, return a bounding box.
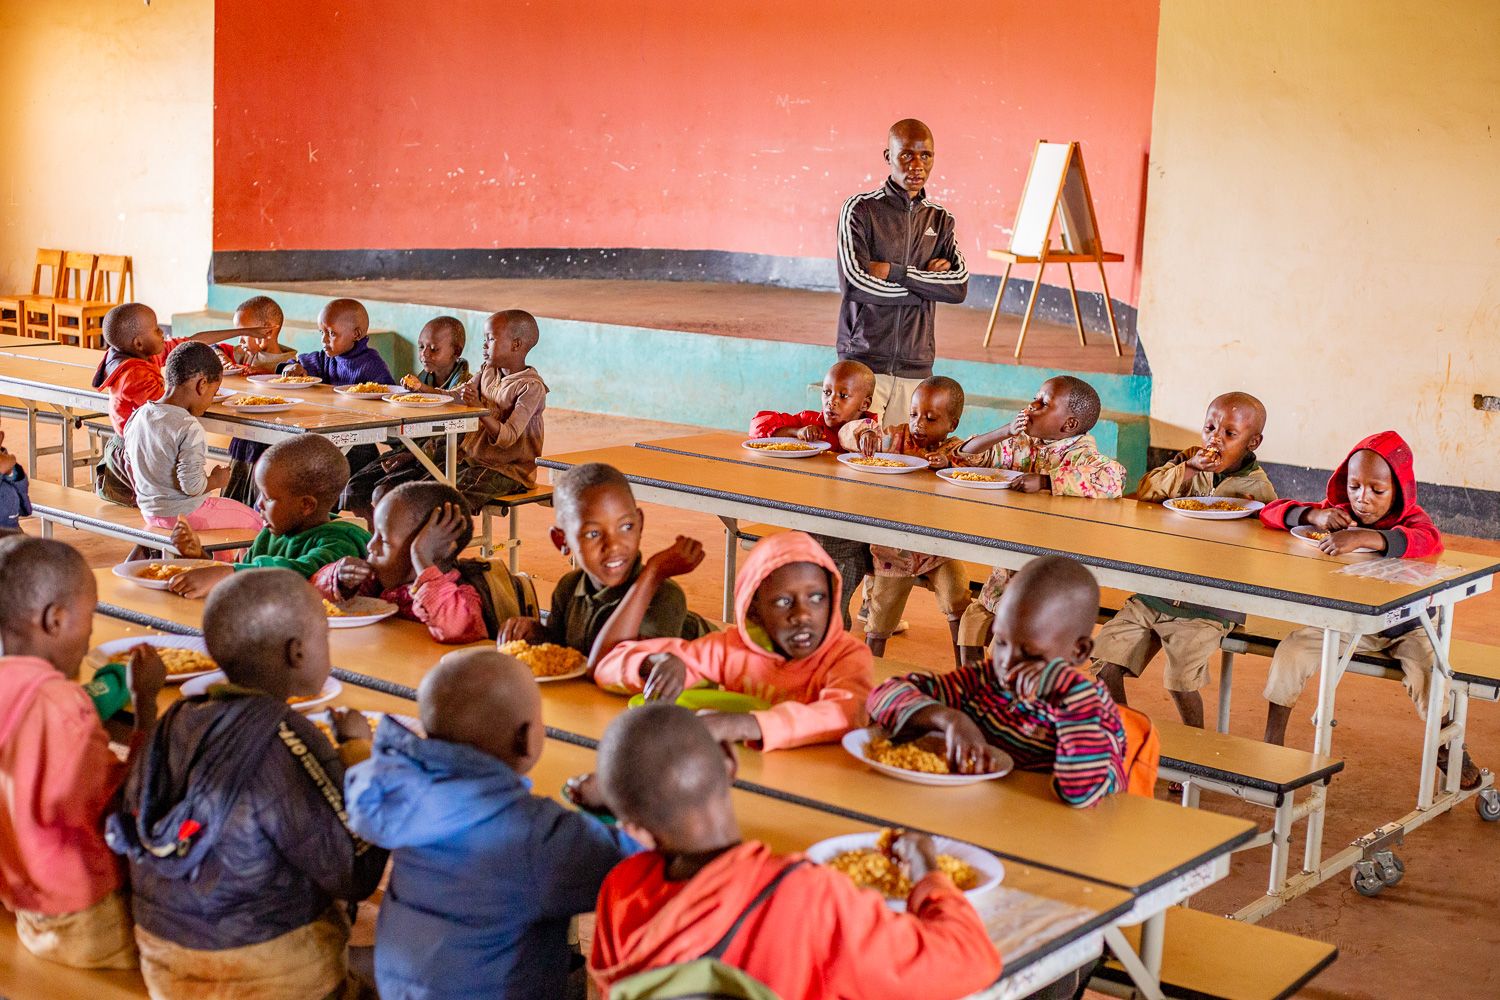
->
[982,140,1123,359]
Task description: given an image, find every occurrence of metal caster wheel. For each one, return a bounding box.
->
[1478,788,1500,822]
[1351,860,1385,897]
[1373,850,1404,887]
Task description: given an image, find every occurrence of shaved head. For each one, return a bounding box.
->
[102,303,158,352]
[322,298,369,333]
[260,435,351,510]
[489,309,540,350]
[1008,556,1100,637]
[827,359,875,396]
[989,555,1101,681]
[0,536,92,633]
[1211,392,1267,438]
[420,648,543,769]
[598,704,733,839]
[889,118,933,144]
[234,295,284,331]
[204,569,328,697]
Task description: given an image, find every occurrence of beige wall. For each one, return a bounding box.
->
[1141,0,1500,489]
[0,0,213,317]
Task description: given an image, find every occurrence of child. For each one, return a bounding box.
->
[399,314,473,393]
[346,309,547,517]
[0,536,164,969]
[749,360,878,628]
[955,376,1127,663]
[163,435,372,598]
[852,375,982,658]
[593,530,873,751]
[0,430,31,534]
[1257,432,1480,782]
[314,481,532,643]
[107,569,387,999]
[498,462,712,656]
[1093,392,1275,728]
[346,648,639,1000]
[91,303,244,505]
[222,295,296,506]
[868,555,1127,807]
[121,342,263,537]
[584,704,1001,999]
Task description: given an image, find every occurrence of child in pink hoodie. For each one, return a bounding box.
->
[0,536,164,969]
[593,531,874,751]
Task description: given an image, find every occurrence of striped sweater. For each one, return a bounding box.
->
[867,661,1126,807]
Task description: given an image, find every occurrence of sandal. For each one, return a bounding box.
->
[1436,744,1483,791]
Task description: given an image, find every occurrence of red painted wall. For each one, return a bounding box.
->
[214,0,1159,300]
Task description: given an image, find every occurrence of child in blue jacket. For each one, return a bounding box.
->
[0,431,31,533]
[346,648,639,1000]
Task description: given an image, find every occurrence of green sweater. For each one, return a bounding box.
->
[233,519,372,578]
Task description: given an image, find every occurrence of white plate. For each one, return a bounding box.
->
[836,452,928,475]
[741,438,831,459]
[180,672,342,712]
[247,373,323,387]
[842,728,1013,786]
[325,596,400,628]
[382,392,448,408]
[936,467,1022,490]
[334,383,403,397]
[91,634,219,684]
[1163,497,1265,520]
[213,388,235,400]
[1291,524,1379,553]
[805,831,1004,911]
[306,709,425,739]
[111,559,220,591]
[219,395,304,414]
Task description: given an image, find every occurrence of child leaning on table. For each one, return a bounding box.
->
[0,537,165,970]
[314,480,536,643]
[163,435,372,598]
[221,295,296,506]
[107,570,386,1000]
[345,648,640,1000]
[954,375,1126,664]
[1256,431,1483,784]
[498,461,712,657]
[121,343,263,541]
[1093,392,1276,729]
[868,555,1129,807]
[0,430,32,535]
[91,302,243,506]
[576,704,1001,1000]
[593,530,874,751]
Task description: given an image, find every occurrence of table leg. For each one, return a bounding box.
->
[50,403,75,488]
[25,403,39,476]
[445,430,457,483]
[396,435,451,485]
[1303,628,1348,874]
[1102,925,1166,1000]
[718,515,739,623]
[1417,605,1455,808]
[508,506,521,574]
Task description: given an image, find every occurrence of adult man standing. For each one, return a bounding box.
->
[836,119,969,426]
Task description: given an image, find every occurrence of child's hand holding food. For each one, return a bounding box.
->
[171,517,208,560]
[1320,527,1383,556]
[645,536,705,580]
[930,707,1007,774]
[856,427,882,458]
[498,616,547,645]
[1304,507,1355,532]
[1185,446,1224,472]
[887,829,940,883]
[642,652,689,704]
[795,425,825,443]
[337,558,376,594]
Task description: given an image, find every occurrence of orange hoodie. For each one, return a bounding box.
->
[593,531,874,750]
[589,841,1001,1000]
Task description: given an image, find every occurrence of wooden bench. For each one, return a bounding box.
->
[478,486,553,572]
[0,910,147,1000]
[24,479,260,555]
[1095,906,1336,1000]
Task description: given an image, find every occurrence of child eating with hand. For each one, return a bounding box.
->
[583,704,1001,999]
[498,462,711,655]
[0,536,165,969]
[869,555,1127,807]
[1093,392,1275,727]
[955,376,1126,663]
[400,315,472,394]
[346,648,639,1000]
[222,295,295,505]
[108,569,387,1000]
[593,530,873,750]
[314,481,531,643]
[0,430,31,535]
[164,435,372,598]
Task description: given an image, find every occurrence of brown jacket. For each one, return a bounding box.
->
[1136,448,1277,504]
[460,366,547,487]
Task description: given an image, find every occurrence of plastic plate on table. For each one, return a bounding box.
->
[90,634,219,684]
[382,392,449,408]
[334,383,403,397]
[804,831,1004,911]
[218,395,303,414]
[111,559,220,591]
[741,438,832,459]
[306,709,425,740]
[935,467,1023,490]
[626,687,772,713]
[1163,497,1265,520]
[213,388,235,400]
[247,373,323,387]
[180,672,342,711]
[324,596,400,628]
[836,452,928,475]
[1291,525,1380,553]
[841,727,1013,786]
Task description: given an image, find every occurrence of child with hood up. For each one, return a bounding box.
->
[593,530,874,751]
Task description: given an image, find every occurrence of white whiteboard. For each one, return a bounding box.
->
[1010,142,1072,257]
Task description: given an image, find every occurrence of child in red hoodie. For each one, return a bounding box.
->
[584,703,1001,1000]
[1259,431,1479,784]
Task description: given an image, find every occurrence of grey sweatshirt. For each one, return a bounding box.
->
[123,400,212,518]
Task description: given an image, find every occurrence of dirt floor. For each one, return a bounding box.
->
[9,407,1498,999]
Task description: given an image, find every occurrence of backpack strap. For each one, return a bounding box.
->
[702,860,808,962]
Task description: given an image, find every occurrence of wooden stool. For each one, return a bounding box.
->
[4,248,64,340]
[54,253,132,348]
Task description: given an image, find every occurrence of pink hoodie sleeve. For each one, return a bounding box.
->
[409,566,488,644]
[592,636,725,694]
[751,644,873,751]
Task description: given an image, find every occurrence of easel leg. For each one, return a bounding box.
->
[983,263,1012,349]
[1015,263,1046,360]
[1065,262,1087,347]
[1096,258,1123,357]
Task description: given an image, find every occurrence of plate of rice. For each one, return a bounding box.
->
[836,452,928,474]
[247,373,323,386]
[335,382,402,397]
[382,392,449,408]
[806,828,1003,911]
[218,395,303,414]
[111,559,220,590]
[1163,497,1265,520]
[307,709,425,744]
[181,671,342,712]
[841,727,1013,786]
[1291,525,1379,553]
[498,640,590,682]
[322,596,399,628]
[91,634,220,684]
[935,467,1023,490]
[741,438,831,459]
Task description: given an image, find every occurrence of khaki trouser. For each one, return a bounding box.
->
[1092,597,1234,693]
[1263,626,1435,717]
[870,373,926,429]
[866,561,970,638]
[15,890,137,969]
[136,908,353,1000]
